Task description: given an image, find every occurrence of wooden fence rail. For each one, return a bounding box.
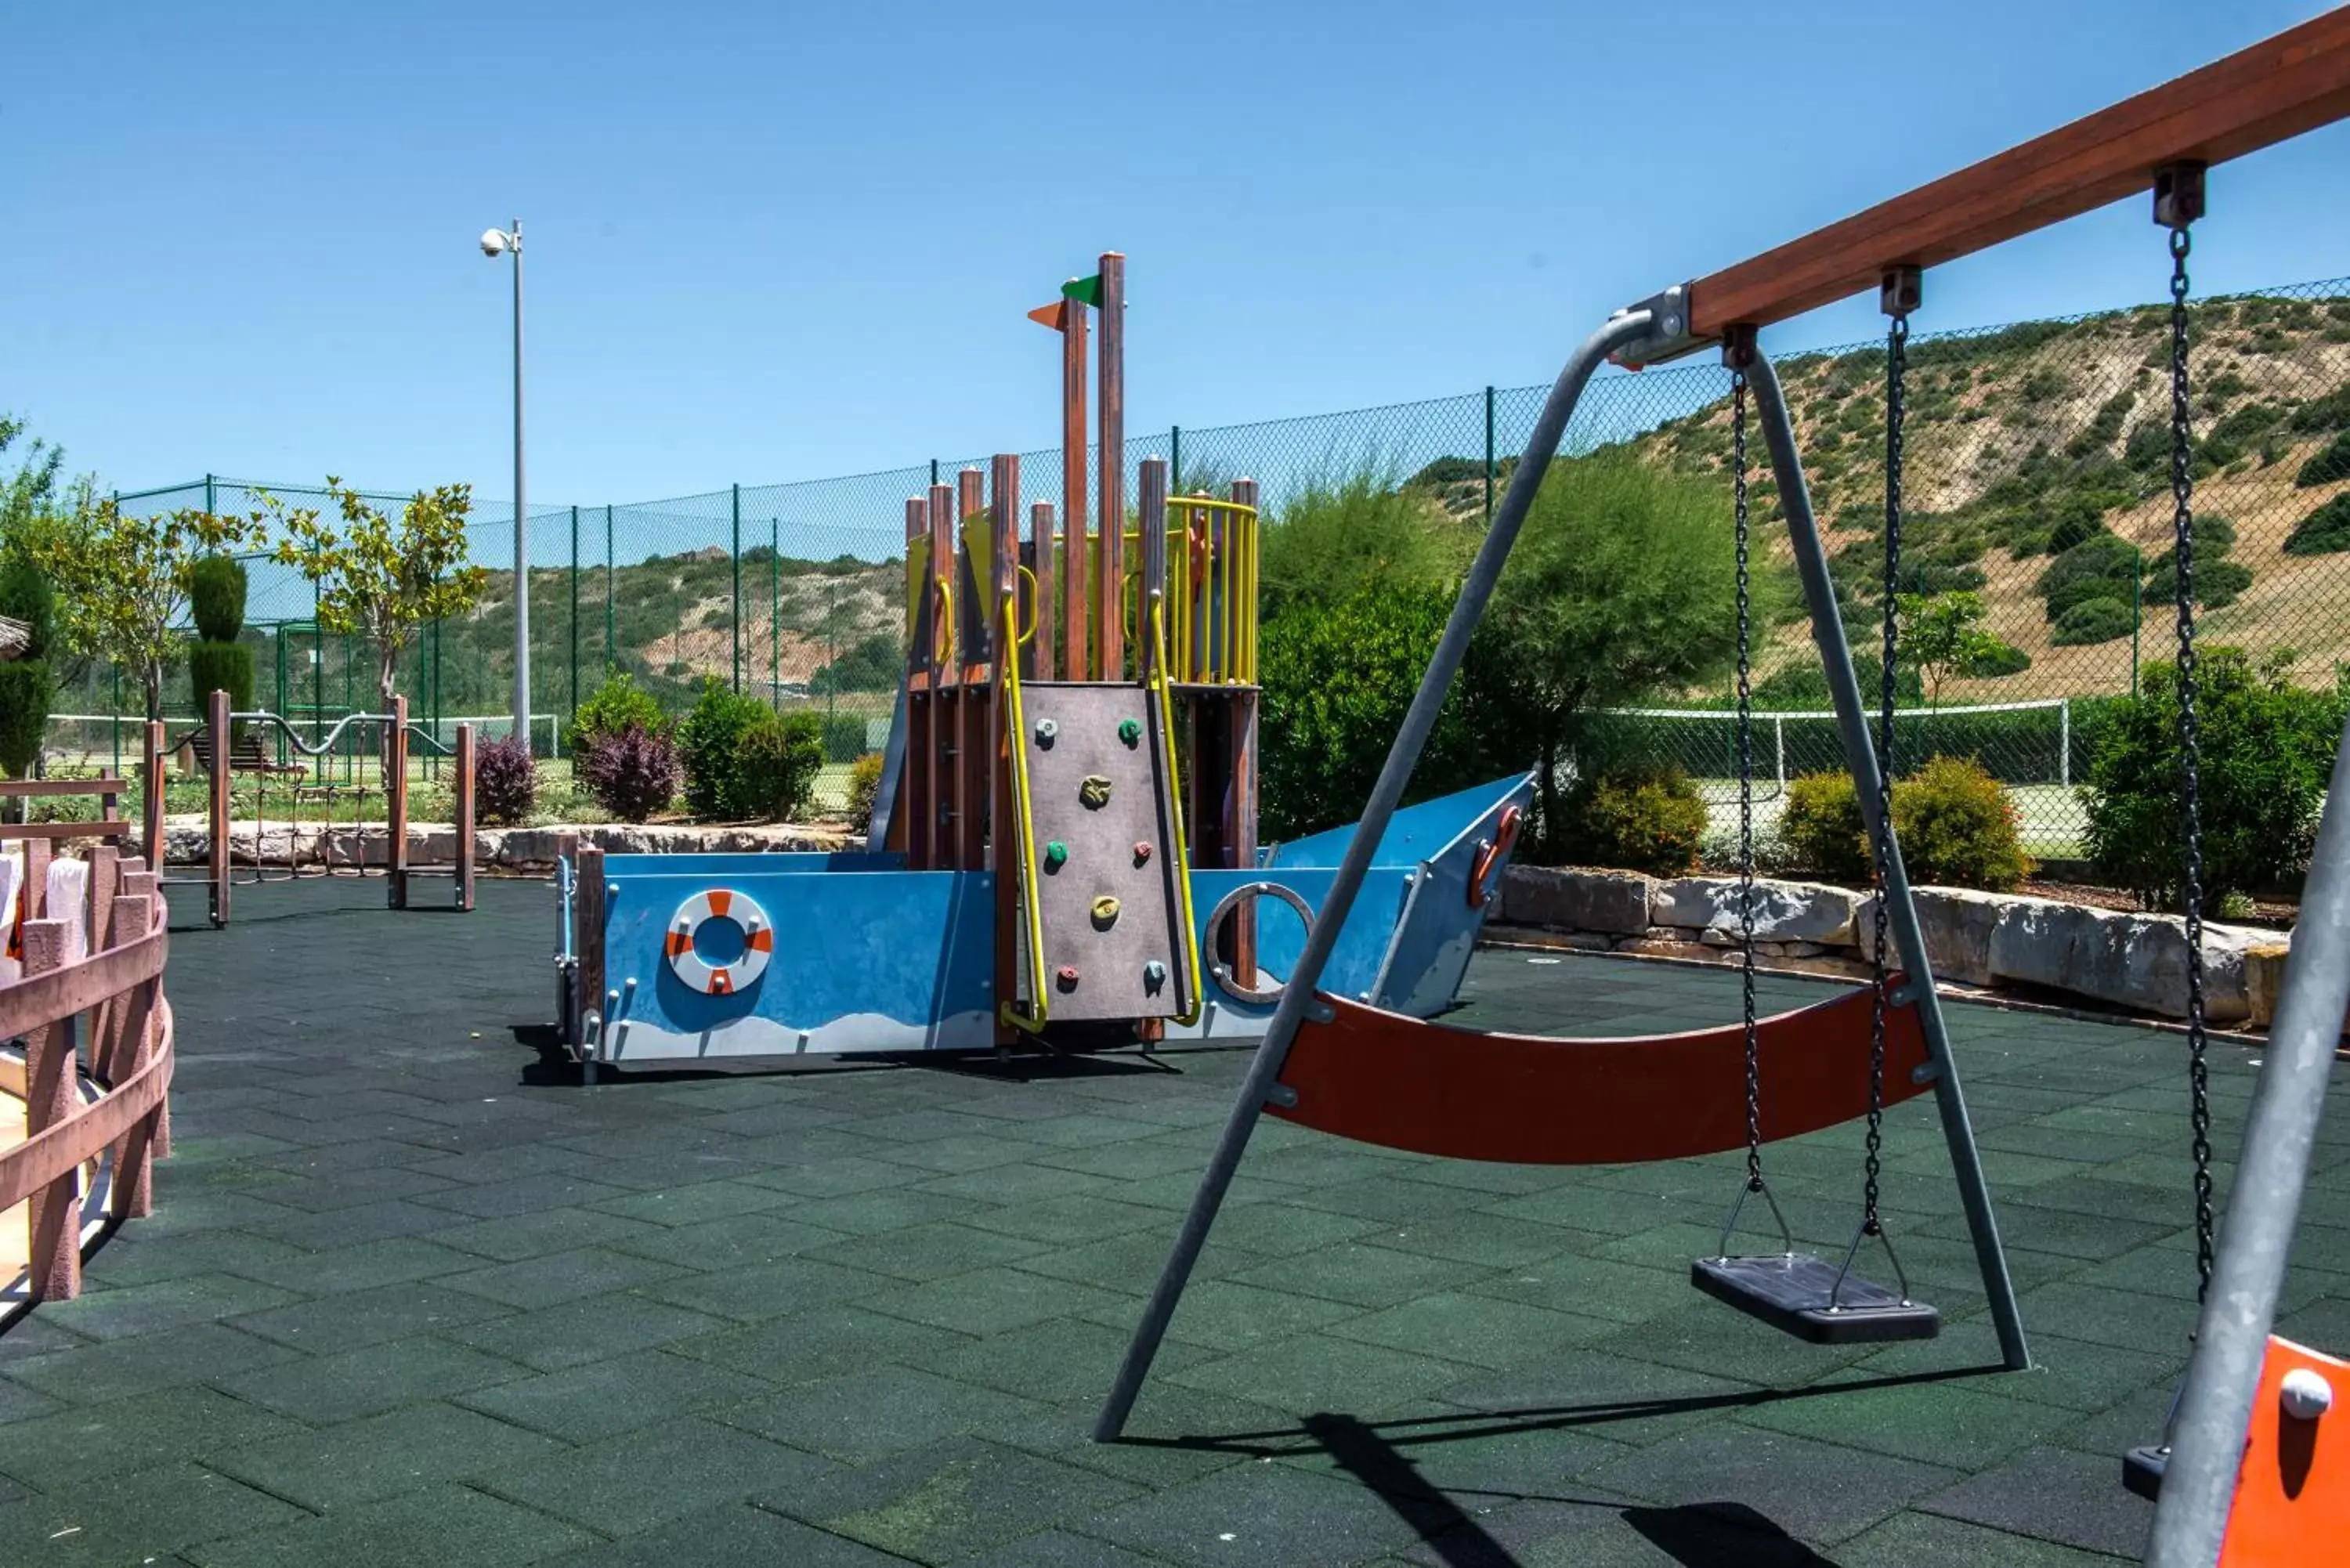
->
[0,847,171,1305]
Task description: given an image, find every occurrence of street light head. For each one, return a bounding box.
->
[479,228,511,258]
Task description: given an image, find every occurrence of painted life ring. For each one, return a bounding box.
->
[664,888,773,995]
[1468,804,1524,909]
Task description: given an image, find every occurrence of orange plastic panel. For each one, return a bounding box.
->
[1271,982,1931,1165]
[2220,1335,2350,1566]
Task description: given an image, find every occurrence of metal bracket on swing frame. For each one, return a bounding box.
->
[1606,283,1710,369]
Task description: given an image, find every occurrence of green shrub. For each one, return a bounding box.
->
[2052,598,2135,645]
[819,710,867,764]
[0,662,52,776]
[846,750,885,833]
[0,557,56,660]
[2296,429,2350,487]
[734,710,826,822]
[186,640,255,718]
[188,555,248,643]
[1556,767,1707,876]
[1781,771,1871,880]
[1893,755,2031,891]
[569,670,665,753]
[676,679,775,819]
[2037,533,2137,620]
[2141,558,2255,609]
[2084,647,2337,911]
[1258,471,1458,619]
[2284,493,2350,555]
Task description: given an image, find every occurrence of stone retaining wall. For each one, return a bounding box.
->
[159,817,849,873]
[1494,865,2298,1028]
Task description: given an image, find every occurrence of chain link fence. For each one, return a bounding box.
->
[93,276,2350,835]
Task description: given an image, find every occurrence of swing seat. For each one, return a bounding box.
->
[1690,1252,1941,1344]
[1270,981,1932,1165]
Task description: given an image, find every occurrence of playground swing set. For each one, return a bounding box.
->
[143,688,478,927]
[1080,14,2350,1566]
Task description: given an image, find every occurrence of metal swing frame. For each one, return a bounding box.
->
[1096,12,2350,1443]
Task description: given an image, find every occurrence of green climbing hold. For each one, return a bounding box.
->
[1043,840,1069,869]
[1117,718,1142,746]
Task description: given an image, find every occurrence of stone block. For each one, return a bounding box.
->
[1498,865,1652,935]
[1651,876,1859,944]
[1988,898,2255,1023]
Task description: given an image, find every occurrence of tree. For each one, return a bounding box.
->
[1896,591,2026,709]
[38,497,262,722]
[269,480,490,707]
[0,414,64,547]
[1483,451,1774,856]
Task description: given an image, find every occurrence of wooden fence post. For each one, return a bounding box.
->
[22,918,80,1301]
[389,695,410,909]
[105,893,161,1220]
[454,723,476,912]
[143,720,166,873]
[208,687,230,927]
[577,846,606,1060]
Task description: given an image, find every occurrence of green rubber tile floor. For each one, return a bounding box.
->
[3,875,2345,1564]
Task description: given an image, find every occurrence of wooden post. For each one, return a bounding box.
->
[105,894,161,1220]
[22,919,80,1301]
[142,720,166,873]
[1029,501,1054,681]
[388,695,410,909]
[1061,298,1090,682]
[576,846,606,1056]
[1097,251,1126,680]
[208,687,230,927]
[454,722,476,912]
[927,479,956,870]
[1138,458,1168,681]
[903,495,931,869]
[24,835,51,924]
[955,468,989,871]
[84,846,121,1077]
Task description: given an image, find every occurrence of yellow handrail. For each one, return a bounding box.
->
[1148,591,1206,1026]
[933,573,958,667]
[997,587,1050,1037]
[1013,564,1040,645]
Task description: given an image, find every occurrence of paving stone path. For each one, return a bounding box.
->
[3,874,2345,1564]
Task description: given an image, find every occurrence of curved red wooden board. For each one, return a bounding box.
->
[1271,981,1932,1165]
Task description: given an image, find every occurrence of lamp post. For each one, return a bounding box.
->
[480,221,529,751]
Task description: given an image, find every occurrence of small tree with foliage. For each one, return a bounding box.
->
[269,480,490,709]
[1897,591,2027,710]
[38,497,263,722]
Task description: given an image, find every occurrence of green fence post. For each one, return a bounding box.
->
[732,483,743,692]
[605,504,616,672]
[312,588,324,782]
[2131,545,2142,698]
[1484,386,1496,524]
[432,621,443,777]
[1171,426,1181,490]
[204,472,216,515]
[111,665,122,776]
[569,504,580,729]
[770,515,781,714]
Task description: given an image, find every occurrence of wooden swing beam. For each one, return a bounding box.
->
[1684,9,2350,340]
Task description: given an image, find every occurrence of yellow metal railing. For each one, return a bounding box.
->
[1146,591,1206,1026]
[996,587,1050,1036]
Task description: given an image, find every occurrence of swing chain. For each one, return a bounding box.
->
[2166,206,2214,1299]
[1734,370,1760,1190]
[1865,303,1911,1235]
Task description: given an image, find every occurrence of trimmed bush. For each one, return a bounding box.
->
[846,750,885,833]
[1557,767,1707,877]
[1781,771,1871,880]
[676,680,775,820]
[820,710,867,764]
[569,670,665,753]
[1893,755,2031,891]
[186,640,255,720]
[2084,648,2335,912]
[0,556,56,660]
[0,662,52,777]
[578,721,681,823]
[474,733,537,827]
[2052,597,2135,646]
[734,711,826,822]
[2294,428,2350,487]
[2284,493,2350,556]
[188,555,248,643]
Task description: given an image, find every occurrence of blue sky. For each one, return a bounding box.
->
[6,1,2348,508]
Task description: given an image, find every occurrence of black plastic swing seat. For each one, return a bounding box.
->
[2122,1443,2167,1501]
[1690,1252,1942,1344]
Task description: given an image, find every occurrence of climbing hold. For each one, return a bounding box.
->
[1035,717,1058,745]
[1043,840,1069,869]
[1091,895,1122,927]
[1055,965,1081,991]
[1118,717,1143,746]
[1079,775,1113,809]
[1132,840,1154,864]
[1143,959,1168,993]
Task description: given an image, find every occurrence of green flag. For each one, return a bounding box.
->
[1061,273,1101,307]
